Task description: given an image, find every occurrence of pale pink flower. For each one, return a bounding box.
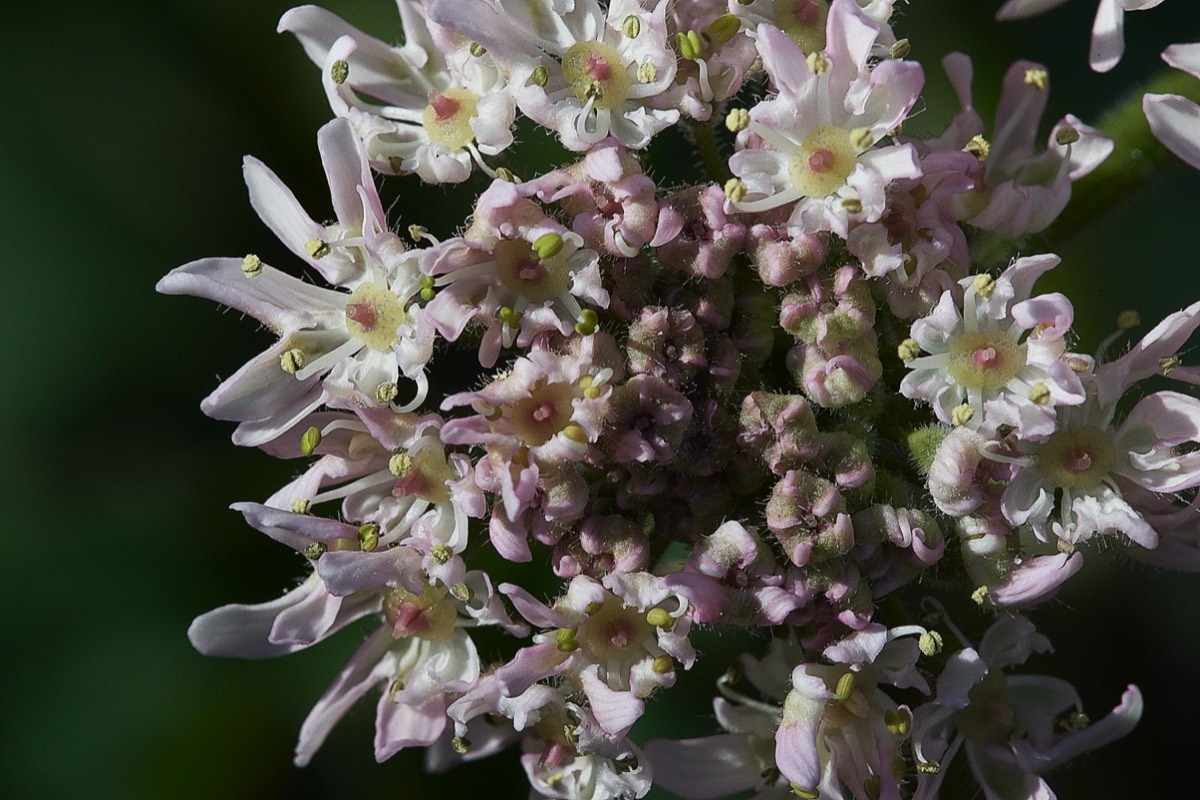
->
[727,1,923,237]
[280,1,516,181]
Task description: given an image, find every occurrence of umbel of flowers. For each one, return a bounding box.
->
[161,1,1200,798]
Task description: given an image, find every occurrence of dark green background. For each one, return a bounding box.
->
[5,1,1200,797]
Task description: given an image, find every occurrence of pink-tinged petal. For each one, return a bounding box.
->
[375,694,447,760]
[1001,467,1053,528]
[966,741,1050,800]
[499,583,569,628]
[1163,42,1200,79]
[1033,685,1142,770]
[1070,487,1158,548]
[1057,115,1113,179]
[992,61,1051,172]
[156,258,343,329]
[318,118,372,235]
[935,648,989,708]
[278,5,422,107]
[229,382,328,448]
[986,552,1084,608]
[1012,293,1073,339]
[643,734,766,799]
[188,577,323,659]
[1123,527,1200,571]
[243,156,327,266]
[823,623,887,667]
[316,547,423,596]
[488,512,533,563]
[235,502,360,551]
[294,627,395,766]
[858,143,922,182]
[1119,392,1200,492]
[200,340,321,424]
[859,60,925,138]
[995,0,1071,20]
[1096,300,1200,404]
[1089,0,1125,73]
[775,668,831,791]
[1144,93,1200,170]
[269,584,342,645]
[756,24,811,99]
[495,643,569,697]
[1120,0,1165,9]
[580,665,644,736]
[979,613,1051,669]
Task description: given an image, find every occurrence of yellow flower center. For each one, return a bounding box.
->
[494,239,573,303]
[511,381,578,446]
[946,330,1024,391]
[383,582,457,641]
[787,125,859,198]
[422,88,479,151]
[777,0,829,53]
[344,282,406,352]
[1038,426,1115,490]
[561,41,632,109]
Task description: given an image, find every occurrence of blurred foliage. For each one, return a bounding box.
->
[4,1,1199,798]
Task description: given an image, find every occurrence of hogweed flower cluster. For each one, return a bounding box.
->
[162,1,1200,798]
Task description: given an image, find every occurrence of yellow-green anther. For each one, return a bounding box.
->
[1028,382,1051,405]
[300,426,322,456]
[835,672,856,701]
[451,736,471,754]
[389,452,412,477]
[889,39,910,59]
[495,167,516,182]
[637,61,657,83]
[241,253,262,278]
[622,15,641,38]
[971,585,989,605]
[918,630,943,656]
[646,608,673,628]
[676,30,702,61]
[303,541,326,559]
[952,404,975,427]
[561,424,588,444]
[972,273,996,297]
[531,64,549,87]
[556,627,579,652]
[706,14,741,45]
[469,42,487,57]
[884,708,911,736]
[1117,309,1141,329]
[806,51,830,75]
[430,543,453,564]
[585,601,603,615]
[331,59,350,84]
[292,498,311,514]
[841,198,863,214]
[864,776,881,800]
[451,582,472,602]
[791,783,820,799]
[305,237,331,259]
[898,338,920,363]
[1060,711,1090,731]
[1055,125,1080,146]
[419,276,436,303]
[916,760,941,775]
[376,382,398,404]
[652,655,674,674]
[726,107,749,132]
[280,348,306,374]
[388,156,405,174]
[1024,68,1048,90]
[358,523,380,551]
[849,127,873,151]
[1161,355,1181,375]
[408,224,428,241]
[534,232,564,260]
[724,178,746,203]
[965,134,990,162]
[574,309,598,336]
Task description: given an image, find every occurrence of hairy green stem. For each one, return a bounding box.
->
[690,119,730,184]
